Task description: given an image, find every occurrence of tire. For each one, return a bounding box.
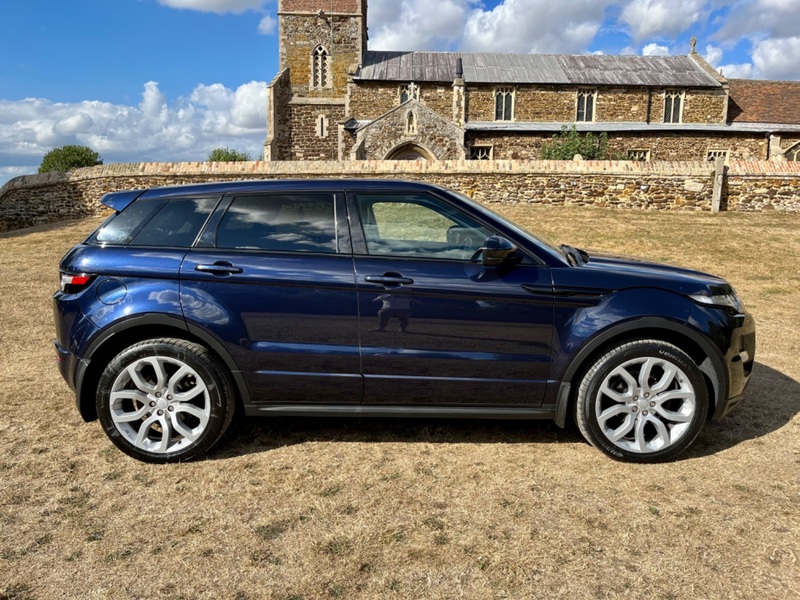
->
[574,340,708,463]
[96,338,235,463]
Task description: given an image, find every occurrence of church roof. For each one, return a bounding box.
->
[355,51,722,87]
[727,79,800,124]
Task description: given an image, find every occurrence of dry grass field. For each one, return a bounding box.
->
[0,206,798,600]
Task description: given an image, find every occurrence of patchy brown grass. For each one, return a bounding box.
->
[0,207,798,600]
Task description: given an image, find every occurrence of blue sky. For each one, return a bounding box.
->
[1,0,799,186]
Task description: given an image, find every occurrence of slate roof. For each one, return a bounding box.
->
[355,51,722,87]
[727,79,800,124]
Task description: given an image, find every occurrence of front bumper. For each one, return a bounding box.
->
[711,310,756,420]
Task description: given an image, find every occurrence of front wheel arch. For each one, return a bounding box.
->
[554,318,726,427]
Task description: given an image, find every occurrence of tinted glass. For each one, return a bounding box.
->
[355,194,492,260]
[131,197,217,247]
[92,199,163,245]
[217,194,337,253]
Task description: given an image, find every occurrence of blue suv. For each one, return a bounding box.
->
[54,180,755,463]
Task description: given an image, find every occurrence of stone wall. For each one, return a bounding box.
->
[683,89,728,124]
[596,88,650,122]
[356,102,464,160]
[287,101,345,160]
[348,81,398,120]
[465,131,768,161]
[3,160,799,233]
[278,3,364,97]
[265,69,292,161]
[603,131,768,161]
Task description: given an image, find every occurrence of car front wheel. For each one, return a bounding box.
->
[575,340,708,462]
[96,338,234,463]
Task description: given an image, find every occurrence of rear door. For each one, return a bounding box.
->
[180,191,362,405]
[349,190,555,407]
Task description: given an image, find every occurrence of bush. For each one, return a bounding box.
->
[38,145,103,173]
[208,147,252,162]
[540,126,609,160]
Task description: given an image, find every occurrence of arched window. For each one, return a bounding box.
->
[786,142,800,161]
[312,45,330,89]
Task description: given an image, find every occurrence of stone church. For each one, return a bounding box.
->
[265,0,800,163]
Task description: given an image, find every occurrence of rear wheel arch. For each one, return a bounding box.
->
[77,315,246,422]
[554,318,727,427]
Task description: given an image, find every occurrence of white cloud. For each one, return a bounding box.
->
[460,0,613,54]
[703,44,723,67]
[0,80,268,181]
[369,0,477,51]
[642,42,670,55]
[258,14,276,35]
[157,0,265,14]
[717,62,754,79]
[751,36,800,79]
[620,0,706,42]
[715,0,800,42]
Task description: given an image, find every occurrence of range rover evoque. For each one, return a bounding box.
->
[53,180,755,463]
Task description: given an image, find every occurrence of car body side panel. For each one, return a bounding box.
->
[180,251,363,405]
[355,257,555,406]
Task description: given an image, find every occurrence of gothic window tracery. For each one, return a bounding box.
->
[312,45,330,89]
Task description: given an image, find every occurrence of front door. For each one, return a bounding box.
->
[349,191,554,407]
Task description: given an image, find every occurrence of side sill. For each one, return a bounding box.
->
[244,404,556,420]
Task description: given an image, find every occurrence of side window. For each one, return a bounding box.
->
[216,194,337,253]
[355,194,492,260]
[130,197,218,247]
[92,199,164,245]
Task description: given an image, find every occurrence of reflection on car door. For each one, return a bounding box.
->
[180,192,362,404]
[350,192,555,406]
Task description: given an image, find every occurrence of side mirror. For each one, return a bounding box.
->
[480,235,518,266]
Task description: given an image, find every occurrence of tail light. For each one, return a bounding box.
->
[60,272,95,294]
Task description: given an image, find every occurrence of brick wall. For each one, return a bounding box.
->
[3,160,799,233]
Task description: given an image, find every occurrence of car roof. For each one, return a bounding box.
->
[100,179,446,211]
[139,178,442,198]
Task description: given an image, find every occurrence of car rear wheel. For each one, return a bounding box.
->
[97,338,234,463]
[575,340,708,462]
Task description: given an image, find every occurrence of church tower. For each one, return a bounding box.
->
[265,0,368,160]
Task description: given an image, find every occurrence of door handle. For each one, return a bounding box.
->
[195,262,243,275]
[364,275,414,286]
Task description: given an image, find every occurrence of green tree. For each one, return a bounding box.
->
[540,125,609,160]
[38,145,103,173]
[208,147,252,162]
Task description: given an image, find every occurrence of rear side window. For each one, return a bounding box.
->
[216,194,337,253]
[91,197,217,247]
[92,199,163,245]
[131,198,217,247]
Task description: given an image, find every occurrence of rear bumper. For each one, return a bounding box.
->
[54,339,93,421]
[54,339,77,391]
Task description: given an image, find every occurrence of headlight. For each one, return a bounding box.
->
[689,292,742,312]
